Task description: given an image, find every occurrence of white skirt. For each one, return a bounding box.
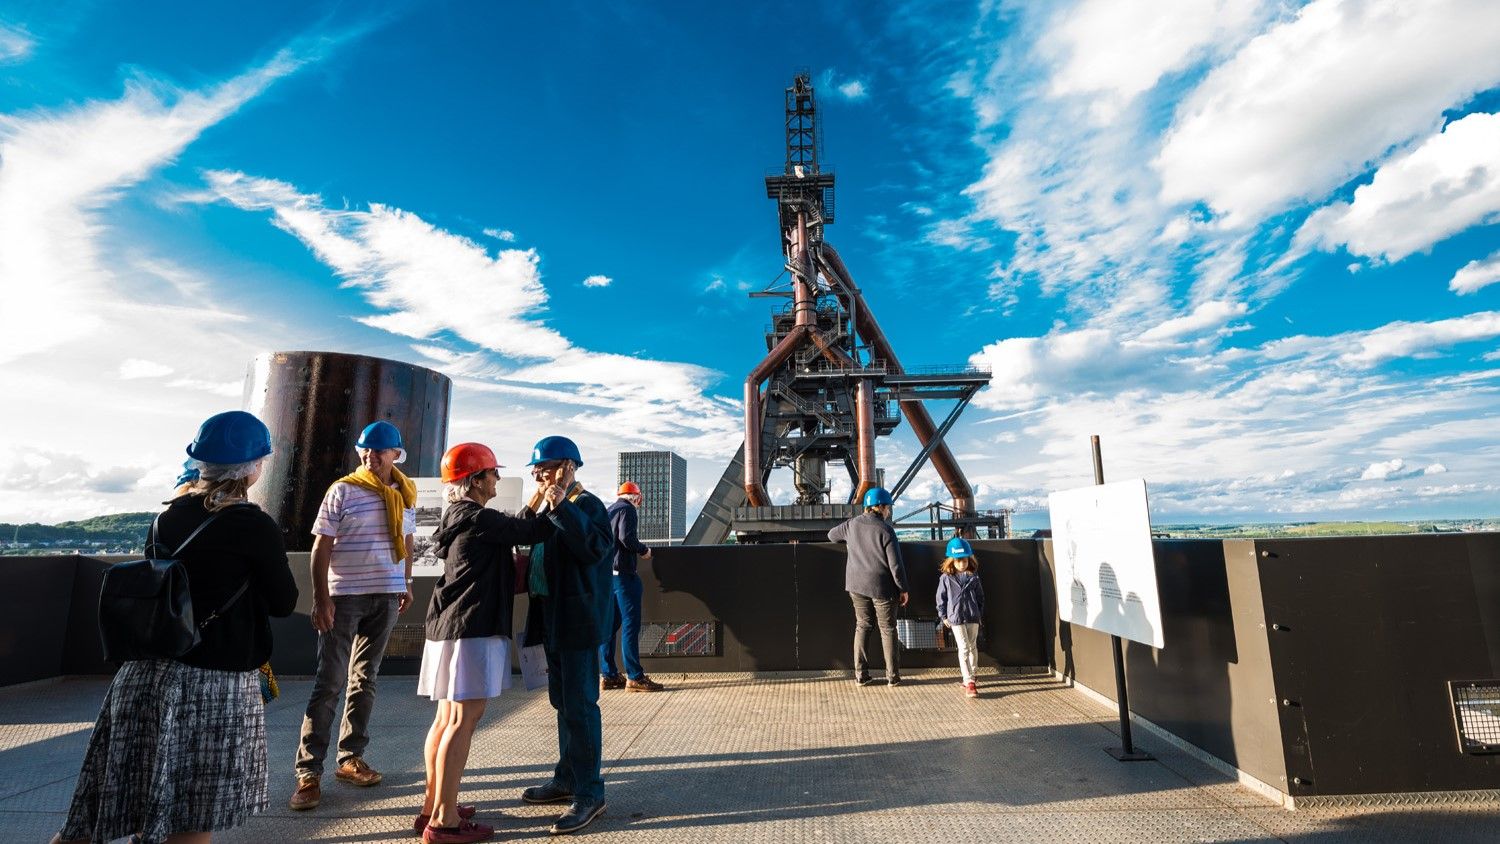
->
[417,636,513,701]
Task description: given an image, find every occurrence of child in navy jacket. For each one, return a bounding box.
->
[935,538,985,698]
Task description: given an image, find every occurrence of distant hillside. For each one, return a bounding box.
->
[3,512,155,545]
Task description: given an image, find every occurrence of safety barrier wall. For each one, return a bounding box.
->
[12,534,1500,800]
[1041,535,1500,799]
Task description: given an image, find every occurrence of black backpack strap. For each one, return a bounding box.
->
[170,509,228,557]
[144,512,166,558]
[173,502,254,629]
[198,580,251,629]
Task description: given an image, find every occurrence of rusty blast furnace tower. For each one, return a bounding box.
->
[685,74,995,544]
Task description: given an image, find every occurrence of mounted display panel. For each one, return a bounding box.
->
[1048,478,1164,649]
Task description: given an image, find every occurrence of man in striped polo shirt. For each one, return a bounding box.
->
[290,421,417,811]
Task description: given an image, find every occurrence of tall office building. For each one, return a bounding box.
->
[617,450,687,543]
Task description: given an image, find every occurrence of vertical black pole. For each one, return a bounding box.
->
[1093,435,1152,762]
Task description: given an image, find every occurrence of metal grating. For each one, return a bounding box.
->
[641,621,719,657]
[384,623,427,659]
[896,618,950,651]
[1448,680,1500,754]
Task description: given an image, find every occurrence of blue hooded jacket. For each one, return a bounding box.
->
[935,571,985,625]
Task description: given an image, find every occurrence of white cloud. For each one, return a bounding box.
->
[1043,0,1265,122]
[1360,458,1406,481]
[1426,463,1448,475]
[119,359,174,379]
[203,172,740,459]
[819,68,870,102]
[1156,0,1500,227]
[482,227,516,242]
[1450,250,1500,295]
[0,48,308,366]
[1137,300,1248,344]
[1331,312,1500,367]
[1297,112,1500,263]
[582,274,612,288]
[838,79,868,100]
[0,22,34,62]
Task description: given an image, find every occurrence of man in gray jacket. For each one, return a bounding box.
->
[828,487,909,686]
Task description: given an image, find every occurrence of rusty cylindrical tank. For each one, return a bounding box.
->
[243,351,451,551]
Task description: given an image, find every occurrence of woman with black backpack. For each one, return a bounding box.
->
[53,410,298,844]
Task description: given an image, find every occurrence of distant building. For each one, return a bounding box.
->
[617,451,687,543]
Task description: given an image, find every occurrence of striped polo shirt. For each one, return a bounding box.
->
[312,482,415,596]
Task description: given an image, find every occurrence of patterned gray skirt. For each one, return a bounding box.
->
[59,659,268,844]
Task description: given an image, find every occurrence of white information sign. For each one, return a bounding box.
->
[409,476,525,578]
[1047,478,1164,649]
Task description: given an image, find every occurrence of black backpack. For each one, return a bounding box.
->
[98,507,250,662]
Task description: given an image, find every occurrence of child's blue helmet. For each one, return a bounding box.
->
[946,537,974,559]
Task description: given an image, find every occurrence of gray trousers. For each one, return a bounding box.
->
[849,592,899,680]
[294,593,399,777]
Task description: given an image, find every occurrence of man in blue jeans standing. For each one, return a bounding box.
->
[518,436,616,835]
[599,482,664,693]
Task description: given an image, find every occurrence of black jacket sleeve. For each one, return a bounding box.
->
[477,508,555,547]
[245,508,298,617]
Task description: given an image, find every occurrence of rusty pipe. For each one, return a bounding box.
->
[853,378,878,502]
[820,243,976,518]
[743,325,811,506]
[792,212,816,328]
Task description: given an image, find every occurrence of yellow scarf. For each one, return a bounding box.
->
[337,466,418,563]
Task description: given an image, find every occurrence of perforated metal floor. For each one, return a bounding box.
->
[2,670,1497,842]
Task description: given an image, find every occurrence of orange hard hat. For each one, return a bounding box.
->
[618,481,642,496]
[441,442,501,483]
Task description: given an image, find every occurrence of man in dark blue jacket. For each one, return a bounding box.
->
[600,482,664,692]
[518,437,615,835]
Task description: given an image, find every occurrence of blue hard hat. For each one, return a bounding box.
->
[527,435,583,467]
[946,537,974,559]
[862,487,893,508]
[356,420,403,450]
[186,411,272,464]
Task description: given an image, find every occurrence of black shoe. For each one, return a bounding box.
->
[887,675,902,686]
[522,782,575,804]
[550,798,606,835]
[856,675,873,686]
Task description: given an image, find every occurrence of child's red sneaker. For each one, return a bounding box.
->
[964,681,978,698]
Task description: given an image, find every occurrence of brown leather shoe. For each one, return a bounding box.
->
[335,757,383,787]
[625,675,664,693]
[288,777,321,810]
[600,674,625,691]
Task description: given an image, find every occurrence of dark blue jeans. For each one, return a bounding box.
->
[544,642,605,802]
[599,572,645,681]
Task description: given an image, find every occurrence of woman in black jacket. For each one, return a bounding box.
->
[415,442,556,844]
[54,411,298,844]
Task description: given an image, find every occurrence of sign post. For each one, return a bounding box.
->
[1092,436,1152,762]
[1048,435,1159,762]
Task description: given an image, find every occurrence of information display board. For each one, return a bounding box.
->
[410,476,524,577]
[1048,478,1164,649]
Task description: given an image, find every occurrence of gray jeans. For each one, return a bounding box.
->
[849,592,899,680]
[294,593,400,777]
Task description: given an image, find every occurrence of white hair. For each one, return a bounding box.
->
[444,475,477,504]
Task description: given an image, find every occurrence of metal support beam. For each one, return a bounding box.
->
[890,390,976,501]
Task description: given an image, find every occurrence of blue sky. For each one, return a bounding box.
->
[2,0,1500,526]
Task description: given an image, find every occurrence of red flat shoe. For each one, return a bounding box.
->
[413,804,477,834]
[423,819,493,843]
